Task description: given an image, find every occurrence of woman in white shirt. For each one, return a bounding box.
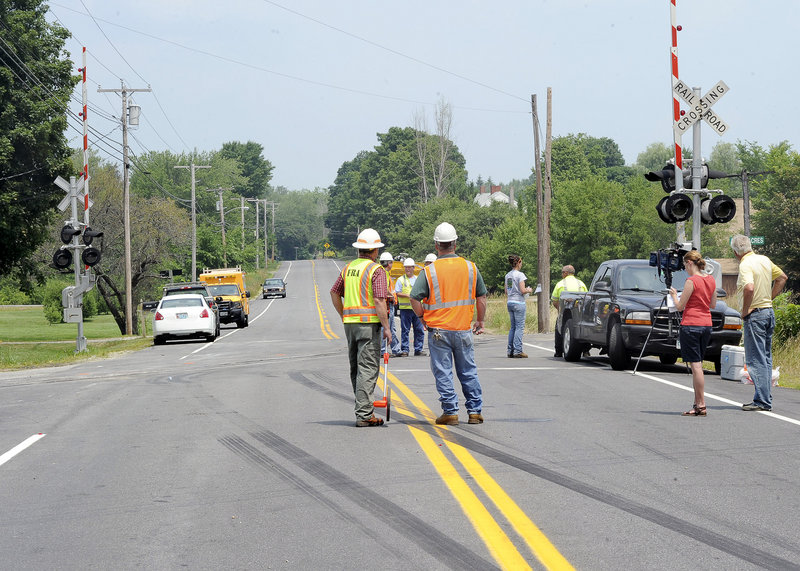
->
[505,254,533,358]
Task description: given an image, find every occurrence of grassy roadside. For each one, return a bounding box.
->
[482,293,800,389]
[0,306,150,371]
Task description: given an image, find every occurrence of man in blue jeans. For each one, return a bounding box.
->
[395,257,425,356]
[731,234,787,412]
[410,223,487,426]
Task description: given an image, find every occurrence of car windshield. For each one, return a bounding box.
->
[207,284,240,296]
[264,279,283,286]
[617,265,688,292]
[161,298,204,308]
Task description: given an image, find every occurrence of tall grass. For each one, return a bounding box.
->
[484,294,557,334]
[774,337,800,389]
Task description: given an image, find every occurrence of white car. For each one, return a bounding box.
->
[153,294,219,345]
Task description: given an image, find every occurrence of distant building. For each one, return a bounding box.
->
[474,185,517,207]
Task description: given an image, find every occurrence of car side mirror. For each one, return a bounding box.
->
[595,282,611,292]
[245,290,251,298]
[215,296,223,302]
[716,288,727,299]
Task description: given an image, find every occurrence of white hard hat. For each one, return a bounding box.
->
[403,257,415,267]
[433,222,457,242]
[379,252,393,262]
[352,228,384,249]
[424,253,437,263]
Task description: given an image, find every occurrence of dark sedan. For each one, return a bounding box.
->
[262,278,287,299]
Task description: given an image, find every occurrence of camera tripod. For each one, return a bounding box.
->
[632,291,682,375]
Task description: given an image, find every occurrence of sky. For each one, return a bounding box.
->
[46,0,800,191]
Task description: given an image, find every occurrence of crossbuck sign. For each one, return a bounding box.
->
[672,79,729,136]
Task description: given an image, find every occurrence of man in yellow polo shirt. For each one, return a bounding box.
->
[551,265,588,358]
[731,234,787,412]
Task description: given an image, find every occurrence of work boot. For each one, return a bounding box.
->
[468,413,484,424]
[511,352,528,358]
[435,413,459,425]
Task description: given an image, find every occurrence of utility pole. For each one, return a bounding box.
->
[174,163,211,280]
[98,81,151,335]
[246,198,264,269]
[532,94,549,333]
[240,196,246,252]
[207,187,232,266]
[265,201,277,261]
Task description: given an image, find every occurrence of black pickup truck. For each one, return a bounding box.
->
[557,259,743,371]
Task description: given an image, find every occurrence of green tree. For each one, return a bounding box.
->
[551,176,673,284]
[471,214,538,293]
[326,126,468,249]
[635,142,674,173]
[219,141,274,198]
[751,144,800,287]
[274,189,326,259]
[0,1,78,273]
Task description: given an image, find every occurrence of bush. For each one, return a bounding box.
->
[775,304,800,345]
[0,283,31,305]
[42,280,68,324]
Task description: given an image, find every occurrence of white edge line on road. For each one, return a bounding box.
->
[524,340,800,427]
[0,433,46,467]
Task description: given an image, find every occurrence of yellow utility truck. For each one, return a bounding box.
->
[199,267,251,328]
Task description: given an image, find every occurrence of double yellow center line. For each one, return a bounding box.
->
[312,260,339,340]
[314,259,573,569]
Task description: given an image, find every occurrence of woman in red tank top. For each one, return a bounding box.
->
[669,250,717,416]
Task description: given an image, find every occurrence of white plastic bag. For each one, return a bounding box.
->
[739,366,780,386]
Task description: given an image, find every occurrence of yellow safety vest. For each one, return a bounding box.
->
[396,274,414,310]
[421,257,477,331]
[342,258,381,324]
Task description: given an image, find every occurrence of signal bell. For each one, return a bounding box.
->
[656,193,693,223]
[700,195,736,224]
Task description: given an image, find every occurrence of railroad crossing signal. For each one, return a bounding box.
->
[673,79,730,136]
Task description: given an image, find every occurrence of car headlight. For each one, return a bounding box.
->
[232,301,241,309]
[723,315,742,330]
[624,311,651,325]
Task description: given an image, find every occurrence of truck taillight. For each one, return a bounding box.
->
[199,309,209,318]
[155,311,164,321]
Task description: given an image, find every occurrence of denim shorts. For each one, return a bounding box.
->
[679,325,711,363]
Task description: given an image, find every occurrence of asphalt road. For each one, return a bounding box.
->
[2,259,799,570]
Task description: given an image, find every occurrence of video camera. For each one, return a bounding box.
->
[649,242,694,288]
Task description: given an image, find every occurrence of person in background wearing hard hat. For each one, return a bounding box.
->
[379,252,402,357]
[410,222,487,426]
[552,265,588,359]
[395,257,426,357]
[330,229,392,427]
[424,253,437,266]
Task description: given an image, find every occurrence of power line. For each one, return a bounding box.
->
[259,0,529,104]
[48,2,528,114]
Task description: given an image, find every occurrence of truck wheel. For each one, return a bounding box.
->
[659,355,678,365]
[237,316,246,328]
[608,321,631,371]
[562,318,584,362]
[243,314,249,327]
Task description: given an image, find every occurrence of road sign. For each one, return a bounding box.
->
[673,80,730,137]
[56,176,85,212]
[324,242,330,249]
[750,235,765,246]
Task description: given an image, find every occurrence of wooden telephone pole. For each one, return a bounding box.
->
[532,91,553,333]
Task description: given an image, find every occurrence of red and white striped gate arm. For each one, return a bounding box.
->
[670,0,682,172]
